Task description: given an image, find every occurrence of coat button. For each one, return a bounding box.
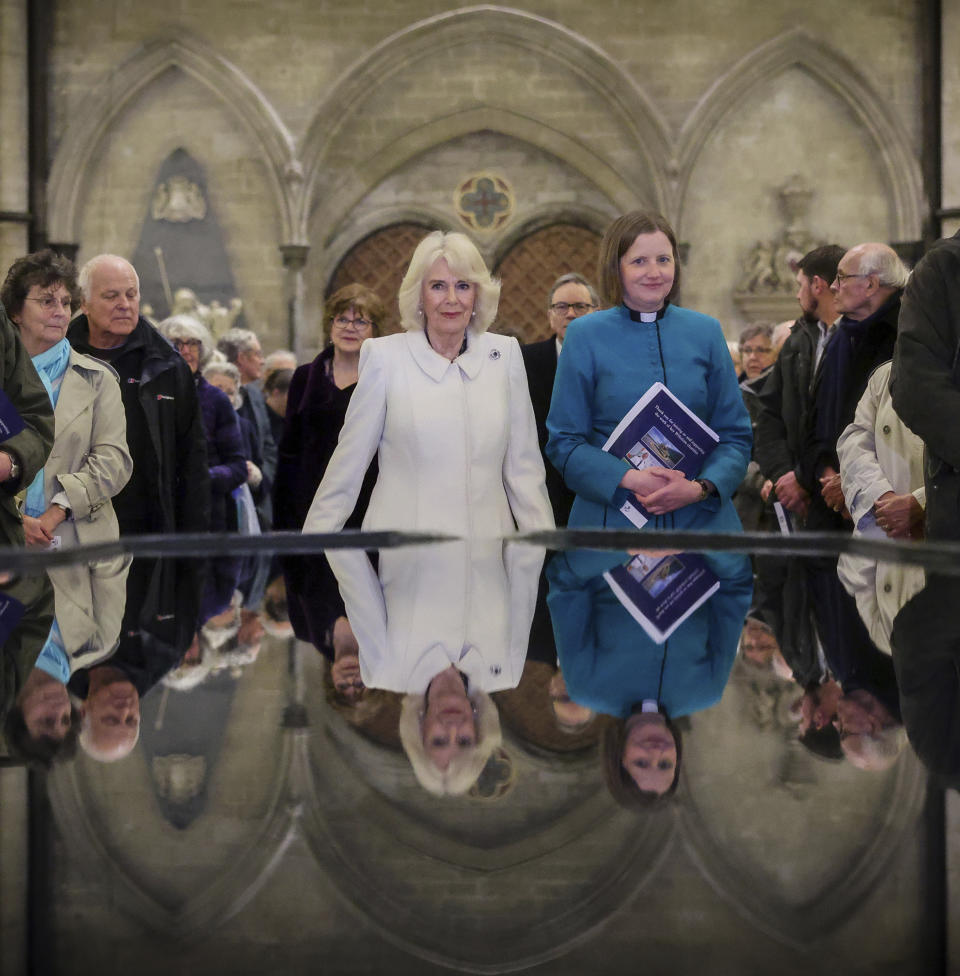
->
[491,665,501,675]
[882,425,891,434]
[883,582,892,593]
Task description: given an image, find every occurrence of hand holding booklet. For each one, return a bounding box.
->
[602,381,719,529]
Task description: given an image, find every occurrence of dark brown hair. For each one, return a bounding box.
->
[602,710,682,810]
[596,211,681,309]
[323,283,386,338]
[1,249,78,321]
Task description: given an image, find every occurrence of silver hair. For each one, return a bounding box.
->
[548,271,599,308]
[398,231,501,333]
[737,322,773,350]
[202,360,242,387]
[854,243,910,290]
[77,254,140,302]
[158,314,214,368]
[398,689,501,795]
[217,327,260,364]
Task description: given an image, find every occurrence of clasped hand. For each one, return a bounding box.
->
[620,466,703,515]
[873,491,925,540]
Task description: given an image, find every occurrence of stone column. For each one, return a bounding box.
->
[280,244,310,360]
[943,0,960,237]
[0,0,29,271]
[0,766,28,975]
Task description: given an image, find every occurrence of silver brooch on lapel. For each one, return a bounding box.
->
[489,349,501,360]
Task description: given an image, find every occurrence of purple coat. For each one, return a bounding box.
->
[196,374,247,532]
[273,345,377,531]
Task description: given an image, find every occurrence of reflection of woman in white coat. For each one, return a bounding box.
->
[328,541,544,794]
[303,231,553,537]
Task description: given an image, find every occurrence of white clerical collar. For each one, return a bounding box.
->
[555,336,563,358]
[641,699,659,713]
[639,311,658,323]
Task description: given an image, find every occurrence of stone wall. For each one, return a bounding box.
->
[10,0,925,354]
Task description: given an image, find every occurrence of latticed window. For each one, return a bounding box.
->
[494,224,602,344]
[326,223,433,336]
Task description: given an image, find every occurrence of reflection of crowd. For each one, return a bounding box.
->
[3,217,959,794]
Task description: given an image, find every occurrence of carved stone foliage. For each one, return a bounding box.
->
[326,222,433,336]
[494,224,602,344]
[733,175,825,324]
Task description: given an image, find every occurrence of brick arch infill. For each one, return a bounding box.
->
[674,28,923,242]
[46,32,300,246]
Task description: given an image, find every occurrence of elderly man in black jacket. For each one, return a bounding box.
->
[803,242,908,530]
[891,229,960,540]
[68,254,209,536]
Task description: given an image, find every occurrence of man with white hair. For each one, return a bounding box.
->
[804,242,909,530]
[67,254,209,535]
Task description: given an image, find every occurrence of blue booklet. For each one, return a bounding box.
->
[603,551,719,643]
[0,386,26,442]
[602,381,719,529]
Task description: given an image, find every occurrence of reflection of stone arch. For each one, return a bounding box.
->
[298,6,672,240]
[326,223,437,335]
[494,223,603,342]
[47,33,298,245]
[675,29,923,240]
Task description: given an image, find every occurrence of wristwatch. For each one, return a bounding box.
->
[694,478,717,501]
[0,450,20,483]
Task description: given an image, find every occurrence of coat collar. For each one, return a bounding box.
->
[407,327,485,382]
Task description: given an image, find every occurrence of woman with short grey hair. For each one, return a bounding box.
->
[159,315,246,532]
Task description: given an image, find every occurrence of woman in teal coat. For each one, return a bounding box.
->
[545,211,753,804]
[546,211,752,532]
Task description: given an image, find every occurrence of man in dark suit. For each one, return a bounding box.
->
[521,272,598,526]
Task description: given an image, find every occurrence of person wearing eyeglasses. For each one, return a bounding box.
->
[158,314,247,535]
[274,283,385,533]
[805,242,909,531]
[1,250,132,549]
[521,272,599,527]
[276,285,386,692]
[733,323,777,531]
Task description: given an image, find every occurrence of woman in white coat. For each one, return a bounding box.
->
[1,250,132,548]
[303,231,553,537]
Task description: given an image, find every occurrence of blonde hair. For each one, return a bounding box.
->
[398,231,501,333]
[398,689,502,795]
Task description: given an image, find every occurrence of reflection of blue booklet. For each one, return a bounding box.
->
[0,387,25,442]
[602,382,719,529]
[603,552,719,644]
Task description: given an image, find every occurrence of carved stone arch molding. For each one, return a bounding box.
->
[675,28,923,241]
[676,684,928,948]
[297,6,674,242]
[47,647,300,943]
[296,708,677,974]
[47,32,300,246]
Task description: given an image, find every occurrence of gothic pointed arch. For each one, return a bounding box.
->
[47,33,300,245]
[297,6,674,239]
[675,29,923,240]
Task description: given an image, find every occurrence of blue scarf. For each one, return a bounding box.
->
[25,339,71,517]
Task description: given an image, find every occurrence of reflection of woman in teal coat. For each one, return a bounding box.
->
[547,546,752,805]
[546,212,752,532]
